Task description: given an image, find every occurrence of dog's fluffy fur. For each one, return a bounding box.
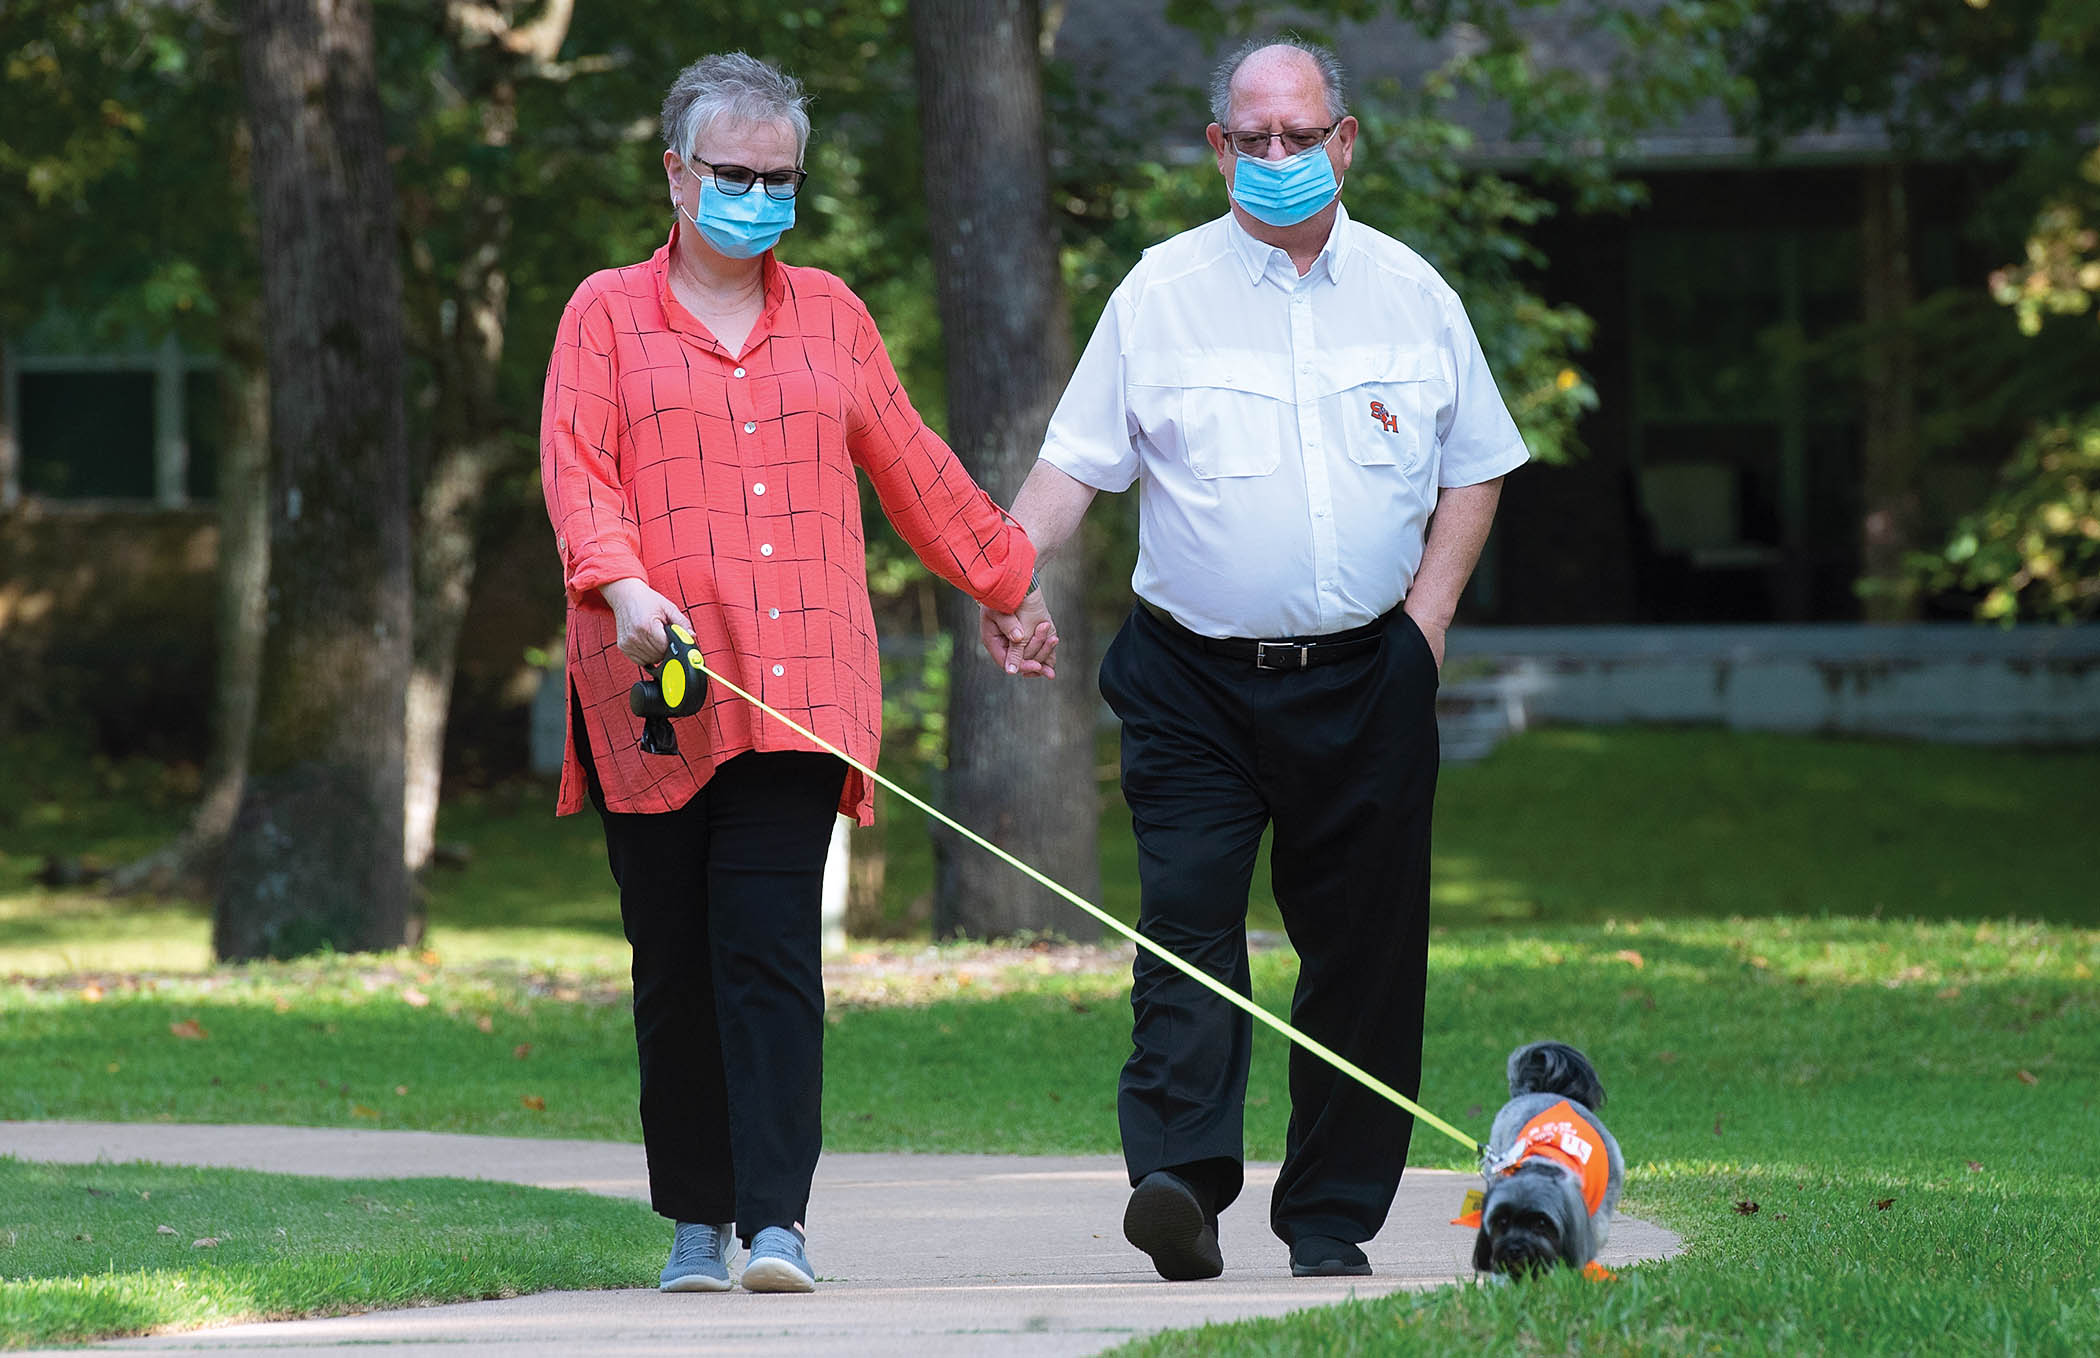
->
[1470,1040,1624,1278]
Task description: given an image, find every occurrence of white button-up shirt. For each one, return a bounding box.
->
[1041,203,1529,638]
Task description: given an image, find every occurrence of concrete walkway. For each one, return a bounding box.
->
[3,1121,1680,1356]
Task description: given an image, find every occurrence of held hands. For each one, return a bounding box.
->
[980,585,1059,679]
[601,577,692,666]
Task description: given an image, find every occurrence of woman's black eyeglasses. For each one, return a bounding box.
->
[687,155,807,201]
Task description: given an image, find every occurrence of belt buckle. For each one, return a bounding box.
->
[1254,640,1309,671]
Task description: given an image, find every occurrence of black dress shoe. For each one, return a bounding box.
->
[1123,1171,1224,1281]
[1290,1234,1372,1277]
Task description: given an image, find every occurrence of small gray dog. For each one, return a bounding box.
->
[1466,1040,1624,1279]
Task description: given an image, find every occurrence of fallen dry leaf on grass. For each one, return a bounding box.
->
[1613,949,1645,969]
[1733,1201,1759,1215]
[521,1095,546,1111]
[168,1019,207,1040]
[157,1225,176,1235]
[351,1105,380,1119]
[81,984,104,1003]
[1874,1198,1895,1211]
[193,1237,219,1248]
[513,1044,533,1060]
[401,987,430,1008]
[2016,1070,2039,1085]
[475,1015,495,1034]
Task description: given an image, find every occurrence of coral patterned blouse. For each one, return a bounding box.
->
[540,224,1036,823]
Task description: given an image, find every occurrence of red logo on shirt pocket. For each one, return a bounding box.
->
[1368,400,1399,434]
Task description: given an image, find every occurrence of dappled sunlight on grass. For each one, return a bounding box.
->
[0,888,212,977]
[1427,852,1544,921]
[0,1160,662,1348]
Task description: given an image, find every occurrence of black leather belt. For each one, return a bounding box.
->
[1139,599,1390,671]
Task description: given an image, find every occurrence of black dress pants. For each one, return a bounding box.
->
[576,704,845,1241]
[1097,602,1440,1246]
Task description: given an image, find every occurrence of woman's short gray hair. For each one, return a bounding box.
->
[661,52,811,162]
[1208,36,1348,127]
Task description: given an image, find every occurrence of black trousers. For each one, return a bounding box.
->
[1097,602,1440,1246]
[576,702,845,1240]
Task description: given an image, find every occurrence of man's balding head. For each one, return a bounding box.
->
[1209,37,1347,130]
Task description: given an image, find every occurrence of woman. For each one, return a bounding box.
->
[539,52,1055,1295]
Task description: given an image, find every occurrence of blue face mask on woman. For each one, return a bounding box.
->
[683,172,797,259]
[1229,144,1341,228]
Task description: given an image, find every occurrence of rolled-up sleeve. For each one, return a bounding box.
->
[1039,286,1141,493]
[1435,290,1531,489]
[846,303,1036,615]
[540,288,646,606]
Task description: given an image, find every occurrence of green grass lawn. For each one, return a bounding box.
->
[0,1159,664,1349]
[3,727,2098,1351]
[7,727,2095,976]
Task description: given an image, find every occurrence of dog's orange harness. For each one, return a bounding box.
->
[1452,1098,1611,1227]
[1499,1099,1611,1214]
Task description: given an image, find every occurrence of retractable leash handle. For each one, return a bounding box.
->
[630,622,708,756]
[690,655,1485,1157]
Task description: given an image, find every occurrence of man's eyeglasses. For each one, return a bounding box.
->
[687,155,807,201]
[1222,124,1340,158]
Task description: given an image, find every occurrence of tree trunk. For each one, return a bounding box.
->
[403,436,501,883]
[401,7,573,890]
[216,0,414,960]
[1860,162,1921,621]
[911,0,1099,940]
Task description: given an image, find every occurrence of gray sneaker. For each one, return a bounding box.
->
[740,1224,815,1292]
[659,1221,736,1292]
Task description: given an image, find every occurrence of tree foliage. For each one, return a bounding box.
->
[1916,409,2100,621]
[0,1,251,349]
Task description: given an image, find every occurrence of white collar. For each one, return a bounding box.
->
[1226,199,1352,288]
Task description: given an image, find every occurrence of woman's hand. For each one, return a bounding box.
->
[600,578,692,666]
[979,588,1059,678]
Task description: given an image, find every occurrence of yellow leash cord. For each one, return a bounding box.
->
[694,659,1484,1157]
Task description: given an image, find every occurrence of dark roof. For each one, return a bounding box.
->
[1049,0,1895,168]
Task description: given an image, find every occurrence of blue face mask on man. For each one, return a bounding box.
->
[682,168,797,260]
[1229,142,1341,228]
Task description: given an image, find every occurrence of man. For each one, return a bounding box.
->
[982,36,1528,1281]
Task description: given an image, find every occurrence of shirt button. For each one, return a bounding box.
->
[743,421,757,434]
[752,482,766,495]
[732,367,746,378]
[768,608,780,620]
[760,543,773,557]
[772,664,785,677]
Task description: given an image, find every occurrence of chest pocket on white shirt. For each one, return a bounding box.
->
[1126,350,1288,479]
[1317,345,1447,472]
